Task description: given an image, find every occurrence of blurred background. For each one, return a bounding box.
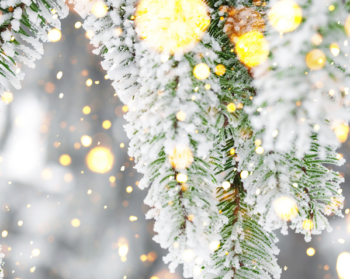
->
[0,5,349,279]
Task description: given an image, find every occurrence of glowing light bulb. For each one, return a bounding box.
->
[222,181,230,190]
[272,130,279,137]
[193,63,210,80]
[334,124,349,143]
[1,230,8,237]
[306,247,315,256]
[135,0,210,54]
[269,0,302,33]
[92,2,108,18]
[273,196,298,221]
[82,106,91,114]
[215,64,226,76]
[169,145,193,169]
[227,103,236,113]
[86,147,114,173]
[230,148,235,155]
[118,245,129,257]
[235,31,269,68]
[305,49,326,70]
[337,252,350,279]
[71,218,80,227]
[176,173,188,183]
[302,219,314,230]
[240,170,249,179]
[209,240,220,251]
[48,29,62,42]
[330,43,340,56]
[59,154,72,166]
[1,91,13,104]
[176,111,186,121]
[255,146,264,154]
[81,135,92,147]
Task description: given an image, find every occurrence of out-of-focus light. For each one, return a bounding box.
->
[311,33,323,46]
[273,196,298,221]
[32,249,40,257]
[222,181,230,190]
[330,43,340,56]
[240,170,249,179]
[268,0,302,33]
[118,245,129,257]
[215,64,226,76]
[86,79,93,86]
[176,173,188,183]
[272,130,279,137]
[18,220,23,226]
[114,27,123,36]
[81,135,92,147]
[2,230,8,237]
[86,147,114,174]
[41,168,52,180]
[255,146,264,154]
[302,219,314,230]
[337,252,350,279]
[193,63,210,80]
[48,29,62,42]
[169,145,193,170]
[227,103,236,113]
[345,15,350,37]
[87,189,92,194]
[209,240,220,251]
[140,254,147,261]
[102,120,112,129]
[306,49,326,70]
[193,266,202,275]
[176,111,186,121]
[182,249,195,262]
[75,21,82,29]
[82,106,91,114]
[30,266,36,273]
[86,30,94,39]
[59,154,72,166]
[306,247,315,256]
[57,71,63,79]
[129,216,138,222]
[71,218,81,227]
[104,74,109,80]
[135,0,210,53]
[126,186,133,193]
[92,2,108,18]
[235,31,269,68]
[1,92,13,104]
[230,148,235,155]
[334,124,349,143]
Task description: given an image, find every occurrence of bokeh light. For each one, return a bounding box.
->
[59,154,72,166]
[302,219,314,230]
[135,0,210,53]
[273,196,298,221]
[306,247,315,256]
[305,49,326,70]
[102,120,112,129]
[193,63,210,80]
[82,106,91,114]
[337,252,350,279]
[222,181,230,190]
[215,64,226,76]
[48,29,62,42]
[32,249,41,257]
[86,147,114,173]
[1,91,13,104]
[268,0,302,33]
[227,103,236,113]
[330,43,340,56]
[169,145,193,170]
[71,218,81,227]
[235,31,269,68]
[334,124,349,143]
[81,135,92,147]
[176,173,188,183]
[240,170,248,179]
[92,2,108,18]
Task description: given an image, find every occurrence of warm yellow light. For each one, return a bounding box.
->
[135,0,210,53]
[330,43,340,56]
[57,71,63,79]
[182,249,195,262]
[227,103,236,113]
[240,170,249,179]
[18,220,23,226]
[215,64,226,76]
[71,218,80,227]
[193,63,210,80]
[75,21,82,29]
[302,219,314,230]
[82,106,91,114]
[86,79,93,86]
[176,173,188,183]
[235,31,269,68]
[273,196,298,221]
[41,168,52,180]
[129,216,138,221]
[32,249,40,257]
[176,111,186,121]
[306,49,326,70]
[119,245,129,257]
[222,181,230,190]
[272,130,279,137]
[255,146,264,154]
[306,247,315,256]
[30,266,36,273]
[1,91,13,104]
[1,230,8,237]
[334,124,349,143]
[81,135,92,147]
[345,15,350,37]
[269,0,302,33]
[255,139,262,146]
[329,5,335,11]
[311,33,323,46]
[126,186,133,193]
[337,252,350,279]
[102,120,112,129]
[48,29,62,42]
[209,240,220,251]
[92,2,108,18]
[230,148,235,155]
[59,154,72,166]
[169,145,193,169]
[109,176,116,183]
[86,147,114,174]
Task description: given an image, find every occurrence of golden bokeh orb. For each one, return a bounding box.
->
[345,15,350,37]
[334,124,349,143]
[222,181,230,190]
[82,106,91,114]
[240,170,249,179]
[268,0,302,33]
[48,29,62,42]
[1,91,13,104]
[305,49,326,70]
[229,148,235,155]
[135,0,210,53]
[273,196,298,221]
[227,103,236,113]
[214,64,226,76]
[337,252,350,279]
[306,247,315,256]
[92,2,108,18]
[176,111,186,121]
[311,33,323,46]
[255,146,264,154]
[235,31,269,68]
[302,219,314,230]
[330,43,340,57]
[86,147,114,173]
[102,120,112,129]
[169,145,193,169]
[59,154,72,166]
[81,135,92,147]
[176,173,188,183]
[193,63,210,80]
[71,218,81,227]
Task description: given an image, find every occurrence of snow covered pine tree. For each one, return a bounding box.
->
[1,0,349,278]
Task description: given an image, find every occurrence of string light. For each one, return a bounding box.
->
[135,0,210,53]
[48,29,62,42]
[214,64,226,76]
[306,247,315,256]
[305,49,326,70]
[255,146,264,154]
[273,196,298,221]
[227,103,236,113]
[86,147,114,173]
[59,154,72,166]
[222,181,230,190]
[229,148,235,155]
[302,219,314,230]
[240,170,249,179]
[235,31,269,68]
[169,145,193,169]
[330,43,340,56]
[81,135,92,147]
[209,240,220,251]
[193,63,210,80]
[269,0,302,33]
[176,111,186,121]
[92,2,108,18]
[176,173,188,183]
[334,124,349,143]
